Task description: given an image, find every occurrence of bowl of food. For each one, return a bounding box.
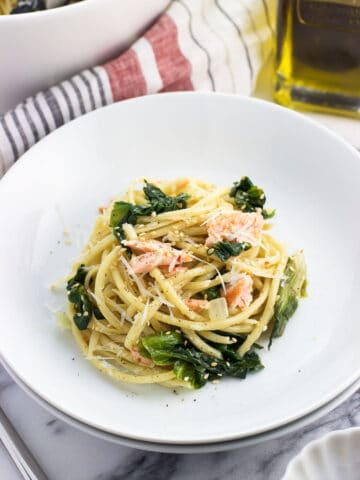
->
[0,0,169,113]
[0,93,360,448]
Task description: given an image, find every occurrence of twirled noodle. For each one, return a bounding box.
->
[63,177,302,389]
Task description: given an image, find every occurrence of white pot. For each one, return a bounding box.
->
[0,0,169,113]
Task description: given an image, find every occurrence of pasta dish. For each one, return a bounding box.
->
[63,177,306,389]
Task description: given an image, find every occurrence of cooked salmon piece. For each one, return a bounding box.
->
[123,239,170,253]
[185,299,210,312]
[98,205,108,214]
[175,178,189,191]
[160,265,189,277]
[130,347,154,366]
[123,239,192,274]
[205,211,264,247]
[223,274,253,310]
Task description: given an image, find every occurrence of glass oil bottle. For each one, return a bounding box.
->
[274,0,360,117]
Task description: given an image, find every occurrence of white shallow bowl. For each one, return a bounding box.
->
[2,357,360,453]
[0,93,360,445]
[0,0,168,112]
[283,428,360,480]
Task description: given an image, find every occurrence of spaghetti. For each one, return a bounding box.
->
[63,177,306,389]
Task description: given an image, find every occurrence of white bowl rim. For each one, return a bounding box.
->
[4,91,360,170]
[2,354,360,453]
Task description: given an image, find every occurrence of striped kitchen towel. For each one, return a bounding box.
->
[0,0,276,176]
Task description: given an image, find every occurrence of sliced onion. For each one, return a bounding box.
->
[208,297,229,322]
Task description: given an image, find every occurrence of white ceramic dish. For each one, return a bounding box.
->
[0,93,360,445]
[0,0,169,113]
[283,427,360,480]
[2,356,360,454]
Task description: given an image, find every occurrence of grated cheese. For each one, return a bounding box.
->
[188,253,226,294]
[119,254,149,299]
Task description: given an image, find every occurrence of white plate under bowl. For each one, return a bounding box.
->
[2,357,360,454]
[0,93,360,445]
[283,427,360,480]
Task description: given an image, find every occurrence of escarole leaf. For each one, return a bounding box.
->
[208,241,251,261]
[109,201,151,242]
[143,181,190,213]
[66,264,104,330]
[140,331,263,389]
[140,331,183,366]
[173,361,206,389]
[110,181,190,243]
[230,176,275,219]
[68,285,93,330]
[66,264,87,289]
[269,251,307,346]
[110,202,136,229]
[200,285,221,301]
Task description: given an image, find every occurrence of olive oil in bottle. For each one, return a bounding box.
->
[274,0,360,117]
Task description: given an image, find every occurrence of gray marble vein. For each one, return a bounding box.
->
[0,365,359,480]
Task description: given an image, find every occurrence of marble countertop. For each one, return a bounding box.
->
[0,366,359,480]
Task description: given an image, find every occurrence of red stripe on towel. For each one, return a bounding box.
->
[145,14,194,90]
[161,78,194,92]
[103,49,147,101]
